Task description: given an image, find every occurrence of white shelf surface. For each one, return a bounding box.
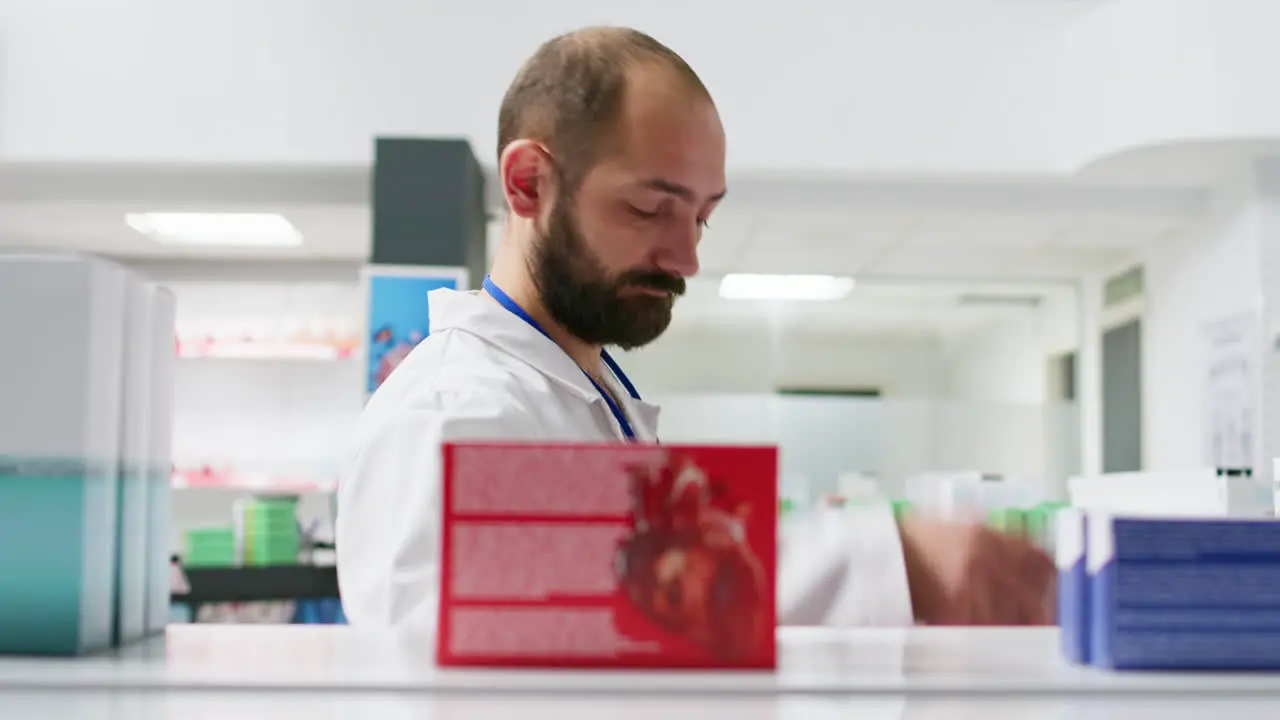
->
[7,690,1276,720]
[3,626,1280,717]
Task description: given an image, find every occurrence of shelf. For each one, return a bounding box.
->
[11,625,1280,700]
[173,469,337,494]
[176,340,357,361]
[172,564,339,606]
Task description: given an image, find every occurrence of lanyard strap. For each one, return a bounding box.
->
[482,276,641,441]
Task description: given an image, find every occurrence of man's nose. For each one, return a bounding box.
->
[656,224,701,278]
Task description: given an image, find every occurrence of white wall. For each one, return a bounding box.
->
[935,314,1058,494]
[942,313,1046,405]
[625,328,944,397]
[1064,0,1280,172]
[0,0,1071,173]
[929,292,1084,498]
[1141,175,1262,470]
[10,3,1280,179]
[941,290,1080,404]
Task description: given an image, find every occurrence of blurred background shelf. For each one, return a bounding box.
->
[172,468,338,494]
[177,340,357,362]
[173,564,340,606]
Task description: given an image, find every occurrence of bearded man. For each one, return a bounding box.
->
[338,26,1055,631]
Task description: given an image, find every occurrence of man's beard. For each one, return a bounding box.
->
[530,195,686,351]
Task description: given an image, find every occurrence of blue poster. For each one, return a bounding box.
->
[366,271,460,393]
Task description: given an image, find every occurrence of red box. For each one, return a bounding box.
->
[437,442,778,670]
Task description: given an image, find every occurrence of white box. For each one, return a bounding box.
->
[0,253,126,655]
[114,274,152,645]
[1068,469,1263,517]
[1056,507,1089,665]
[144,285,177,635]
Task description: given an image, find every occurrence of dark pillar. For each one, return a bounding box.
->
[364,138,488,394]
[371,138,488,280]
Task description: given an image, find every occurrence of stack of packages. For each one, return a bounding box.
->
[237,497,301,566]
[183,497,300,569]
[184,528,237,568]
[1057,468,1279,670]
[0,253,176,655]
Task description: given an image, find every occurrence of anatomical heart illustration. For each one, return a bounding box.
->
[438,442,776,669]
[614,453,769,661]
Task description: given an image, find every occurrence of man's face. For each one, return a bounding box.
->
[532,72,727,350]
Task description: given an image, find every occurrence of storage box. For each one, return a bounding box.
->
[1056,507,1089,665]
[1088,514,1280,670]
[1069,469,1265,518]
[243,532,301,566]
[144,285,177,636]
[437,442,778,669]
[114,274,152,645]
[184,527,236,568]
[1056,469,1259,668]
[0,253,127,655]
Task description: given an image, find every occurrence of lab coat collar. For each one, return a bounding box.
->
[427,288,661,439]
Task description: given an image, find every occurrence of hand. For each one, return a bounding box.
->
[897,515,1055,626]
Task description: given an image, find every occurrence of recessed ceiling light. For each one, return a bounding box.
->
[125,212,303,247]
[719,273,856,301]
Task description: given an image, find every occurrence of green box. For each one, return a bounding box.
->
[1023,507,1048,548]
[243,530,300,566]
[987,508,1025,537]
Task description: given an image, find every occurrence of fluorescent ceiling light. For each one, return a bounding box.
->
[125,212,303,247]
[719,273,856,301]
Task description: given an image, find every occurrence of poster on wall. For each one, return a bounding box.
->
[1204,312,1262,470]
[364,265,469,394]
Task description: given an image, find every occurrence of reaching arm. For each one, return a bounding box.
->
[777,503,915,627]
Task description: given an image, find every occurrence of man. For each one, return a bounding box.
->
[337,26,1054,630]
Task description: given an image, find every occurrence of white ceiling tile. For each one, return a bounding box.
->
[1053,215,1180,249]
[902,212,1072,249]
[997,248,1130,277]
[752,209,913,241]
[0,174,1197,343]
[733,232,890,275]
[848,283,962,303]
[865,246,1032,278]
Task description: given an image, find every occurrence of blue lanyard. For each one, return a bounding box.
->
[482,276,641,441]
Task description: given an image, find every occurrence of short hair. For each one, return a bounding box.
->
[497,27,710,189]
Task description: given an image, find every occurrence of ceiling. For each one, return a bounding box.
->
[0,200,1186,278]
[0,162,1206,339]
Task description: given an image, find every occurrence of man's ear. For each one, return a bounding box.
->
[499,140,553,219]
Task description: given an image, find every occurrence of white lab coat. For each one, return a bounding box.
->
[337,288,913,630]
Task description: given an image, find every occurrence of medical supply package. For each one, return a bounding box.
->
[1055,507,1090,665]
[437,442,778,670]
[1056,468,1272,668]
[1078,513,1280,670]
[0,253,127,655]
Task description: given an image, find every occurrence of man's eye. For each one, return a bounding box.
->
[629,205,660,219]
